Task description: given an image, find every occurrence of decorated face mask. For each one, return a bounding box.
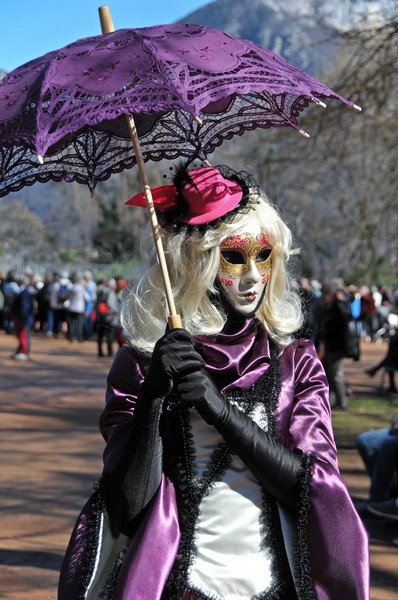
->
[217,223,272,316]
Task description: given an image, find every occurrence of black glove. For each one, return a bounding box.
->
[176,368,226,423]
[141,328,205,399]
[176,369,303,510]
[104,329,205,535]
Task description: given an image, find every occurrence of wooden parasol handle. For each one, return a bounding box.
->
[98,6,182,330]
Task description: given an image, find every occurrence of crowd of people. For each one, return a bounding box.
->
[1,269,397,406]
[57,164,369,599]
[295,280,398,537]
[2,258,398,540]
[298,278,398,408]
[0,268,129,360]
[300,276,398,539]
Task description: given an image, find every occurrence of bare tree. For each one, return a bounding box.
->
[43,181,100,256]
[222,17,398,284]
[0,200,56,261]
[91,163,167,262]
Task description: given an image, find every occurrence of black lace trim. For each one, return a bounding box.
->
[257,489,297,600]
[293,453,317,600]
[158,163,262,235]
[76,343,316,599]
[97,543,131,600]
[178,584,224,599]
[264,350,316,599]
[163,342,297,599]
[163,403,234,597]
[77,477,107,599]
[177,586,292,600]
[72,476,131,600]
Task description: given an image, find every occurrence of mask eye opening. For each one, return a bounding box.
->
[256,248,272,262]
[220,249,246,265]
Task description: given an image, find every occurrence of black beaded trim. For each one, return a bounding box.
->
[293,453,317,600]
[73,476,131,600]
[164,342,297,599]
[98,543,130,600]
[77,477,107,599]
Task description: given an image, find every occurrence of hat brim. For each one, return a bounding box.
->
[125,177,243,226]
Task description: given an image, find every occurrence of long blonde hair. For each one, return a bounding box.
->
[122,192,303,352]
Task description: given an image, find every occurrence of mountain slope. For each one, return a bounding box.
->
[178,0,393,74]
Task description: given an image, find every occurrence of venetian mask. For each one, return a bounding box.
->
[217,223,272,316]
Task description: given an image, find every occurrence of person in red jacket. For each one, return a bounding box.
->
[11,276,35,360]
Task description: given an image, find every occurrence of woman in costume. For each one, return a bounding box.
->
[59,165,369,599]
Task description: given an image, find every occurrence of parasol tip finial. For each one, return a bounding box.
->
[99,6,115,34]
[37,155,44,165]
[311,97,327,109]
[352,103,362,112]
[299,129,310,139]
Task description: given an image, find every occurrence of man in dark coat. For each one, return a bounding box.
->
[319,282,354,410]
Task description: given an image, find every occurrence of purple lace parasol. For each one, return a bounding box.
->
[0,23,359,196]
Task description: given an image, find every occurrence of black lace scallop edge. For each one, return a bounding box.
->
[179,579,290,600]
[293,452,317,600]
[255,489,299,600]
[249,339,282,439]
[98,543,130,600]
[183,439,235,595]
[77,477,107,599]
[165,402,236,598]
[73,476,131,600]
[222,338,281,438]
[163,405,200,596]
[197,440,233,498]
[177,491,292,600]
[178,583,224,599]
[164,344,283,598]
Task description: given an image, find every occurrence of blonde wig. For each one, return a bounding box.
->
[121,191,303,353]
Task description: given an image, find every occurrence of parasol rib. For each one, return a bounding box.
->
[98,5,182,330]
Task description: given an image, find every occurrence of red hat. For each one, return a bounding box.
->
[125,167,243,225]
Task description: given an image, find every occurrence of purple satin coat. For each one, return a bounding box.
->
[60,319,369,599]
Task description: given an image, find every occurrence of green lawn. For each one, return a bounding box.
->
[332,395,398,448]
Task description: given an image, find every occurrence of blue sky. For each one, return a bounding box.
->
[1,0,211,72]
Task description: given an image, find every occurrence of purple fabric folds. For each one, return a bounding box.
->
[59,320,369,599]
[195,318,271,391]
[58,486,103,600]
[114,474,180,600]
[277,340,370,599]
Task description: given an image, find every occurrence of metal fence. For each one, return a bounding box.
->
[0,260,144,283]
